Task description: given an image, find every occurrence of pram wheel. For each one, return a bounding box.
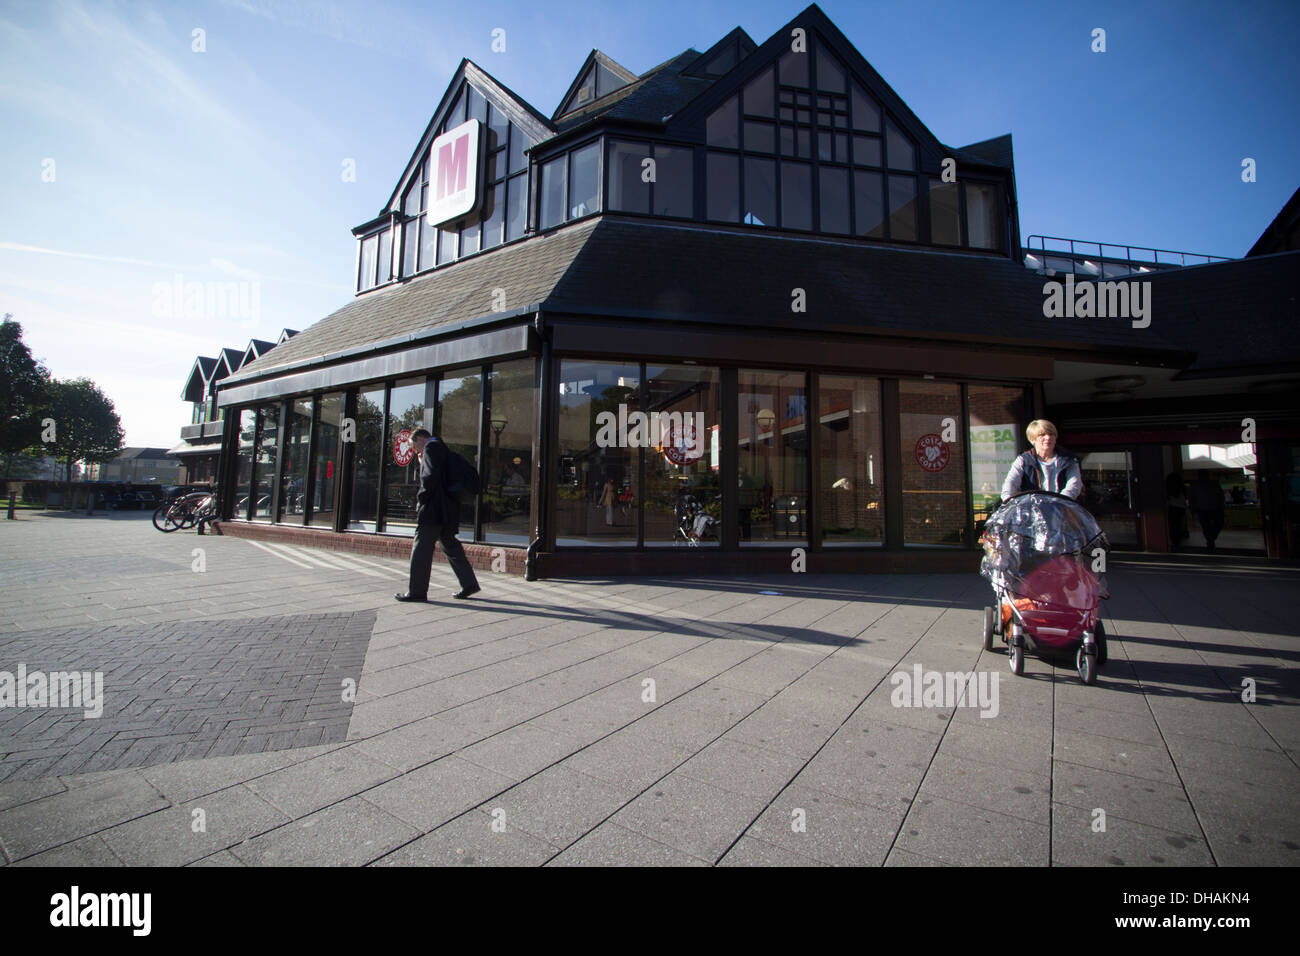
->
[982,606,996,652]
[1008,637,1025,676]
[1076,645,1097,685]
[1095,620,1108,667]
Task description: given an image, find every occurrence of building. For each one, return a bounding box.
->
[172,331,297,484]
[211,3,1300,576]
[92,448,182,484]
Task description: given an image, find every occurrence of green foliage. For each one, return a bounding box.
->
[45,378,126,484]
[0,317,52,474]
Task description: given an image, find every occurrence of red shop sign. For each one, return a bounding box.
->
[663,423,703,466]
[915,434,950,472]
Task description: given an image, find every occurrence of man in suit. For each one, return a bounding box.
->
[395,427,481,601]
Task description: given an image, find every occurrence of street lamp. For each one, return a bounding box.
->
[489,414,507,517]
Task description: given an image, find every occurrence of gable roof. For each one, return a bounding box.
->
[241,338,276,368]
[548,49,712,138]
[554,49,640,120]
[681,27,757,78]
[1247,184,1300,257]
[181,355,218,402]
[379,59,555,222]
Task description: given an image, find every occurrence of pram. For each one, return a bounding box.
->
[979,491,1111,685]
[675,493,718,545]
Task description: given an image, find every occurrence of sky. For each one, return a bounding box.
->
[2,0,1298,448]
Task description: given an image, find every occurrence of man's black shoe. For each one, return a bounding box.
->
[453,586,481,600]
[394,592,427,602]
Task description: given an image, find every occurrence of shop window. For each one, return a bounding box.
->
[310,393,343,528]
[1080,450,1138,547]
[556,361,641,546]
[233,408,256,519]
[899,380,966,546]
[967,385,1025,535]
[739,369,809,545]
[644,365,721,547]
[483,359,537,545]
[278,397,313,523]
[966,182,1001,250]
[250,403,280,521]
[348,386,385,530]
[437,370,483,533]
[382,378,429,534]
[818,376,884,545]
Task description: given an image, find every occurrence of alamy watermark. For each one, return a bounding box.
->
[151,272,261,323]
[1042,274,1150,328]
[594,404,706,452]
[0,664,104,718]
[891,664,999,718]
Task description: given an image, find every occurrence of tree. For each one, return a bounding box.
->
[45,378,126,490]
[0,315,52,478]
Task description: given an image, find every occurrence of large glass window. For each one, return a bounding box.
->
[899,380,967,546]
[644,365,721,547]
[888,175,918,241]
[743,157,776,227]
[348,386,385,530]
[540,156,566,230]
[854,170,885,238]
[739,370,809,545]
[707,152,740,222]
[278,397,312,523]
[556,361,640,546]
[966,182,1001,250]
[818,376,883,546]
[358,235,378,292]
[233,408,256,519]
[610,141,651,214]
[967,385,1025,535]
[930,179,961,246]
[382,378,429,534]
[483,360,536,544]
[250,403,280,521]
[310,393,343,528]
[569,142,600,218]
[437,370,483,533]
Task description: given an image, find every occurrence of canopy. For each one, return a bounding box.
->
[980,492,1110,598]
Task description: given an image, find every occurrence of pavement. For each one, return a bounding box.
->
[0,510,1296,866]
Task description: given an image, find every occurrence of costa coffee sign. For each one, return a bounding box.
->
[427,119,482,226]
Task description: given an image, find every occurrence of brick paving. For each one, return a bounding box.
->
[0,511,1297,866]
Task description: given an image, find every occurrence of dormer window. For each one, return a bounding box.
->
[557,55,633,117]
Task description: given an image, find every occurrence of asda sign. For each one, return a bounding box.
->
[969,423,1018,507]
[427,119,482,227]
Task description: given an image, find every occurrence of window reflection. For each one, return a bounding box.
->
[556,361,640,546]
[739,370,809,544]
[278,397,312,522]
[819,376,884,545]
[310,394,343,528]
[484,359,536,544]
[644,365,721,547]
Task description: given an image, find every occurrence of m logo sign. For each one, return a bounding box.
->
[428,119,482,226]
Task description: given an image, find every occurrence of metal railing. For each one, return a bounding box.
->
[1023,235,1231,277]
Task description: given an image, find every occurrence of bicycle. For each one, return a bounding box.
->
[152,491,216,533]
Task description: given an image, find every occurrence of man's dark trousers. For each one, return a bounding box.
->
[408,522,479,597]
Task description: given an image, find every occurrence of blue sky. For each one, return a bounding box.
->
[3,0,1297,446]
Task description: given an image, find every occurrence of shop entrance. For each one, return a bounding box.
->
[1164,443,1265,553]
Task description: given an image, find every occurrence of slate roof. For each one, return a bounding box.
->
[1130,250,1300,373]
[233,216,1240,386]
[550,50,711,136]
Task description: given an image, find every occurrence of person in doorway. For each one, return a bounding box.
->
[395,428,481,601]
[1186,469,1226,551]
[598,478,616,526]
[1000,419,1084,500]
